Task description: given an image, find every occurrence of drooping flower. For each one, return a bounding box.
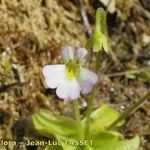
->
[42,46,98,100]
[86,31,109,53]
[85,7,109,53]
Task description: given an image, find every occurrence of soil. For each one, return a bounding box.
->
[0,0,149,150]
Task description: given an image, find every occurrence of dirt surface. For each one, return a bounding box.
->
[0,0,149,150]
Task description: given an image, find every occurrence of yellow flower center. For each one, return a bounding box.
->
[65,60,80,80]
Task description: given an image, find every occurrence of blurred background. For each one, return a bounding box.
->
[0,0,149,150]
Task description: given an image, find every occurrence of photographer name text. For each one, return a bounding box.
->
[0,139,93,146]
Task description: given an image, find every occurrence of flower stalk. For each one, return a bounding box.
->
[85,89,96,137]
[95,51,103,73]
[107,91,150,130]
[74,99,83,139]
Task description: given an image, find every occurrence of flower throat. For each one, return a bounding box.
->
[65,60,80,80]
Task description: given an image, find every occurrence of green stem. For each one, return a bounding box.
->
[95,51,102,73]
[105,67,150,77]
[74,99,82,139]
[85,51,101,137]
[107,91,150,130]
[85,88,96,137]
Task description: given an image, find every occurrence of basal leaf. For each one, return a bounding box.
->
[56,136,77,150]
[82,104,123,133]
[56,136,94,150]
[32,110,78,139]
[90,131,140,150]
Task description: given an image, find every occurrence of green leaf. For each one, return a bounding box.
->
[56,136,77,150]
[56,136,94,150]
[32,106,140,150]
[82,104,123,133]
[83,145,94,150]
[32,110,78,139]
[90,131,140,150]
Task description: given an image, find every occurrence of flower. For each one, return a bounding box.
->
[42,46,98,100]
[85,7,109,53]
[86,31,109,53]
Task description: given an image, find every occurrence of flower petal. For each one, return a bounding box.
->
[78,68,98,94]
[102,36,109,53]
[61,46,75,60]
[93,39,103,52]
[42,65,65,89]
[75,48,88,61]
[56,79,80,100]
[80,82,93,94]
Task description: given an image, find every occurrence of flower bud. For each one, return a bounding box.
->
[86,8,109,53]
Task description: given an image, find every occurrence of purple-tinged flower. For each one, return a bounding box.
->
[42,46,98,100]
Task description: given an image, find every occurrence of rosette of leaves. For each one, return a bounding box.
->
[32,105,140,150]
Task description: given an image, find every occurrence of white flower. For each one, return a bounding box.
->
[42,46,98,100]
